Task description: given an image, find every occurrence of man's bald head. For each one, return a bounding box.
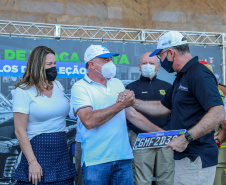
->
[139,52,160,79]
[140,52,159,66]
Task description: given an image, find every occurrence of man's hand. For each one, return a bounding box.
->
[215,121,226,143]
[117,92,126,103]
[117,89,132,103]
[166,135,189,152]
[117,90,135,108]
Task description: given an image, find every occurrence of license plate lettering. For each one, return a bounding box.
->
[154,136,161,146]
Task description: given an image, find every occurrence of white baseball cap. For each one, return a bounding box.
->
[84,45,119,63]
[150,31,187,57]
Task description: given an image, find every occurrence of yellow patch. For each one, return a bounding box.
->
[219,90,224,96]
[159,90,166,95]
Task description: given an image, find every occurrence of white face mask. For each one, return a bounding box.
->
[141,64,156,78]
[95,61,116,78]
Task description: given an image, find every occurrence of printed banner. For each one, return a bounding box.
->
[0,60,86,78]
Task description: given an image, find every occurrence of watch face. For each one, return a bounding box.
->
[185,132,193,142]
[187,135,192,141]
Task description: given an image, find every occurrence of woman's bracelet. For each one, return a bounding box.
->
[28,157,36,165]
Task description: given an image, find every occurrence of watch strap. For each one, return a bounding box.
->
[184,131,193,143]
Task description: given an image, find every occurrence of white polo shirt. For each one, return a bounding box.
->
[70,74,133,166]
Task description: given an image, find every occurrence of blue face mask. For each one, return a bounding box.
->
[161,56,175,73]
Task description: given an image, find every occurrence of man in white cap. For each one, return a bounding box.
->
[121,31,225,185]
[70,45,163,185]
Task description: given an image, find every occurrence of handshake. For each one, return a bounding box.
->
[117,89,135,108]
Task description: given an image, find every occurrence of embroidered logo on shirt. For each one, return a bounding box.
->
[179,84,188,91]
[142,91,148,93]
[159,90,166,95]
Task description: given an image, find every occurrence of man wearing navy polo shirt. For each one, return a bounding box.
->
[130,31,225,185]
[70,45,163,185]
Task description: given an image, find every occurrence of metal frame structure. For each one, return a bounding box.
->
[0,20,225,83]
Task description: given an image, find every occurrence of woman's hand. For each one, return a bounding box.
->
[29,159,43,185]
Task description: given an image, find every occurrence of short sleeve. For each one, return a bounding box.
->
[190,70,223,111]
[70,83,93,114]
[13,87,31,114]
[161,86,173,110]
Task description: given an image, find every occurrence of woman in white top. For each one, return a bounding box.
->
[13,46,76,185]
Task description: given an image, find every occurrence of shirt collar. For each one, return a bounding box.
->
[83,73,113,84]
[83,73,92,84]
[176,56,199,77]
[140,75,157,82]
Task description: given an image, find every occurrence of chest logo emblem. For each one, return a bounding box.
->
[159,90,166,95]
[179,84,188,91]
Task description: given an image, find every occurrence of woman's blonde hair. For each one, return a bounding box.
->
[15,46,55,96]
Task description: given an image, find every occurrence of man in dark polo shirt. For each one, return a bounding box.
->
[128,31,225,185]
[126,53,173,185]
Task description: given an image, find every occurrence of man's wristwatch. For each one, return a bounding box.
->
[184,131,193,143]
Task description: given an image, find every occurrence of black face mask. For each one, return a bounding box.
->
[45,67,57,81]
[161,56,175,73]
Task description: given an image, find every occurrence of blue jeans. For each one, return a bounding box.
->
[82,159,134,185]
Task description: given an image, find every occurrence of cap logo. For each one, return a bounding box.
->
[162,41,171,46]
[101,46,108,52]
